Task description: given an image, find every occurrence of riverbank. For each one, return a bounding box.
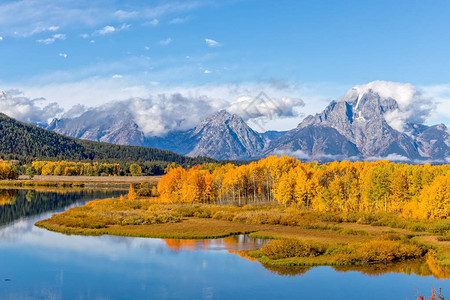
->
[35,198,450,273]
[0,175,161,189]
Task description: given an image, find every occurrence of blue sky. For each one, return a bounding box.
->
[0,0,449,131]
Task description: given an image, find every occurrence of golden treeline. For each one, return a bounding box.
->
[31,161,121,176]
[0,161,18,180]
[157,156,450,220]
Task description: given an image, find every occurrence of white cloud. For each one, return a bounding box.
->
[204,70,211,74]
[80,33,89,38]
[169,16,191,24]
[272,149,360,162]
[113,10,138,20]
[0,36,3,41]
[366,153,410,162]
[90,40,95,44]
[112,74,123,79]
[130,95,221,136]
[7,74,339,133]
[205,38,221,47]
[228,94,304,121]
[58,53,68,58]
[0,89,63,124]
[37,33,66,44]
[343,81,435,132]
[96,25,116,35]
[62,104,87,118]
[119,23,131,30]
[29,25,63,36]
[143,19,159,26]
[273,149,311,160]
[422,84,450,124]
[39,88,305,137]
[95,23,131,35]
[0,1,208,37]
[159,38,172,45]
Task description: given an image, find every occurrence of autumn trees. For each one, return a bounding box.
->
[419,172,450,220]
[156,156,450,220]
[157,166,217,203]
[0,161,18,180]
[31,161,121,176]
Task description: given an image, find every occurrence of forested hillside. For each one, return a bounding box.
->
[0,113,215,167]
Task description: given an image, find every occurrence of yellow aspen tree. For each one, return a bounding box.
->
[128,184,137,200]
[419,174,450,219]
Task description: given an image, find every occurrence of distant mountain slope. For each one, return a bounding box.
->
[0,113,215,165]
[50,110,272,160]
[409,123,450,159]
[47,104,145,146]
[267,125,361,160]
[182,110,266,160]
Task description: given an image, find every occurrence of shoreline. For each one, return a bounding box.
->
[1,175,161,189]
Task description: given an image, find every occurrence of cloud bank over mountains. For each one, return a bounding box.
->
[0,87,305,136]
[0,81,447,137]
[0,90,62,125]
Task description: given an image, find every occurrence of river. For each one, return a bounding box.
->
[0,188,448,299]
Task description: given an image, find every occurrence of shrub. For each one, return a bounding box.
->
[332,240,426,263]
[213,211,235,221]
[429,222,450,235]
[260,239,325,259]
[318,213,343,223]
[407,224,427,232]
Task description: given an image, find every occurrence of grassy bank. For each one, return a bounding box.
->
[1,175,161,189]
[0,180,85,188]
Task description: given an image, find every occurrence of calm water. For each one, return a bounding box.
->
[0,188,449,300]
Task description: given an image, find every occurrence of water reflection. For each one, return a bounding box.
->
[161,237,450,280]
[224,248,450,279]
[163,235,267,252]
[0,188,125,226]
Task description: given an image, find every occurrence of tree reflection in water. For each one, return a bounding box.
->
[0,188,125,226]
[163,234,450,279]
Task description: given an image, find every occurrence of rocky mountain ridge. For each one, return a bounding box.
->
[47,87,450,162]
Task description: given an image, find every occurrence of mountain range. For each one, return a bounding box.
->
[46,86,450,162]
